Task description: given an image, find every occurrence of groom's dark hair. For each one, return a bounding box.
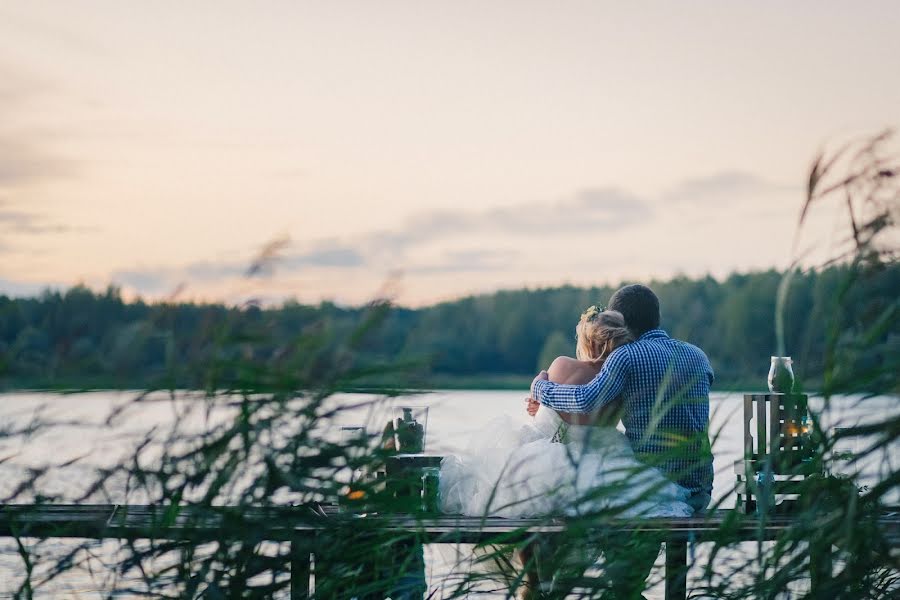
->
[608,284,660,337]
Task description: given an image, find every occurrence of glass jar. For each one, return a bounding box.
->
[421,466,441,513]
[393,406,428,453]
[755,470,775,515]
[768,356,795,393]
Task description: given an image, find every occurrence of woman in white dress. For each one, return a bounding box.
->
[439,306,693,519]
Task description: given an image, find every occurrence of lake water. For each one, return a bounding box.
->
[0,390,897,598]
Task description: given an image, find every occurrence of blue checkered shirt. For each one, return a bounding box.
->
[532,329,714,495]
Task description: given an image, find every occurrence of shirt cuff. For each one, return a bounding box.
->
[532,378,553,404]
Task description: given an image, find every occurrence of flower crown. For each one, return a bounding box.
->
[581,304,606,321]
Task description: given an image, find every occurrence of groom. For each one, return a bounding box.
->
[530,284,713,595]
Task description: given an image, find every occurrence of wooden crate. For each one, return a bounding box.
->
[735,393,815,513]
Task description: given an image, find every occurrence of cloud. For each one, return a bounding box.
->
[104,188,652,298]
[0,134,74,190]
[282,246,365,269]
[0,61,49,109]
[0,62,74,191]
[493,187,651,232]
[361,187,651,258]
[663,171,796,204]
[19,169,801,302]
[0,276,62,298]
[0,208,75,234]
[0,62,79,244]
[110,243,368,296]
[182,262,244,282]
[407,249,518,274]
[109,269,172,296]
[163,245,365,283]
[0,8,106,58]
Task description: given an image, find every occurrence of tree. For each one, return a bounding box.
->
[536,330,573,372]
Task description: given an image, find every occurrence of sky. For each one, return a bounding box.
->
[1,1,898,306]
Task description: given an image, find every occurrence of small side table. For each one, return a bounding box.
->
[384,453,443,513]
[735,393,816,513]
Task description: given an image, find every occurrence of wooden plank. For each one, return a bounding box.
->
[290,539,311,600]
[743,394,753,459]
[665,539,688,600]
[755,394,767,460]
[769,394,781,467]
[1,505,898,544]
[735,480,806,495]
[810,540,833,597]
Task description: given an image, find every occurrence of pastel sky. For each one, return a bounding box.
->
[1,1,898,306]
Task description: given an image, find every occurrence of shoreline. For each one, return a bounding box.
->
[0,374,806,395]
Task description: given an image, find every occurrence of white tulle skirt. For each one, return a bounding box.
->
[439,407,693,518]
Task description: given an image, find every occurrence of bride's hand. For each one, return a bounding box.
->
[525,396,540,417]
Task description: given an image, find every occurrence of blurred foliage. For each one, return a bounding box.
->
[3,296,432,598]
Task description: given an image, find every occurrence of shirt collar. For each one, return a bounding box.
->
[638,328,668,341]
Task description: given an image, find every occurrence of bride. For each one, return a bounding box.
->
[439,306,693,518]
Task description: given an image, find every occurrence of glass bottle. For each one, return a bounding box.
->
[768,356,795,393]
[755,470,775,515]
[393,406,427,453]
[420,466,441,513]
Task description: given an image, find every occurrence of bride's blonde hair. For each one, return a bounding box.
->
[575,307,634,364]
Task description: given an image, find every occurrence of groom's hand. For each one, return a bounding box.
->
[530,370,549,400]
[525,396,540,416]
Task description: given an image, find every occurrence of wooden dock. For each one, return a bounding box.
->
[2,504,899,599]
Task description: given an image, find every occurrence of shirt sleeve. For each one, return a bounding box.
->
[532,346,630,413]
[703,350,715,386]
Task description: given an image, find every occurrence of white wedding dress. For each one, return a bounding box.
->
[439,407,693,518]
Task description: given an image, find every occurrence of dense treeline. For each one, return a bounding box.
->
[0,264,897,391]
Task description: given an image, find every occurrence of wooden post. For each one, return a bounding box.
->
[740,394,753,513]
[769,395,780,465]
[743,394,752,458]
[290,540,311,600]
[664,538,687,600]
[755,394,767,459]
[810,541,832,597]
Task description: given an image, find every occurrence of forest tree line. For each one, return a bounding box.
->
[0,264,897,391]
